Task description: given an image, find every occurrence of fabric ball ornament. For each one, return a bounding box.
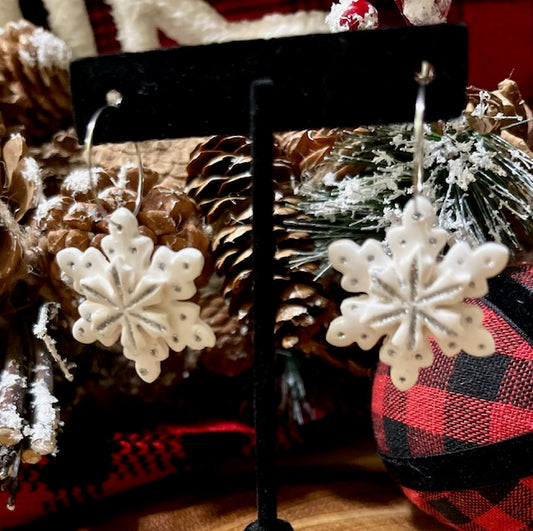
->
[372,263,533,530]
[326,0,379,32]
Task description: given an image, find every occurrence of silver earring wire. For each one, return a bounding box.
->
[83,89,144,216]
[412,61,435,198]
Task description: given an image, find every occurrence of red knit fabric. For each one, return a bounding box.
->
[0,421,255,529]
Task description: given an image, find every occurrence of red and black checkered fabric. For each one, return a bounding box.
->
[372,263,533,530]
[403,479,533,530]
[0,421,255,529]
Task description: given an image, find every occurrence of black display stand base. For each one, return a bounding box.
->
[245,519,295,531]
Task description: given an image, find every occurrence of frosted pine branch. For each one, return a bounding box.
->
[33,302,74,382]
[289,118,533,266]
[26,340,60,457]
[0,329,27,447]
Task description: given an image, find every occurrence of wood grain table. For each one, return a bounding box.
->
[17,435,447,530]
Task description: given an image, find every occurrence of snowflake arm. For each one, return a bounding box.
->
[328,238,388,293]
[56,207,215,383]
[327,196,509,391]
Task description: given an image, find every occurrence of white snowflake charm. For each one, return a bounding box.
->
[326,196,509,391]
[56,207,216,383]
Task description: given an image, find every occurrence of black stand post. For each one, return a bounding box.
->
[246,79,293,531]
[68,24,468,531]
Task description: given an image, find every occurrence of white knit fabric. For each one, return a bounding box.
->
[43,0,97,57]
[2,0,330,58]
[105,0,330,52]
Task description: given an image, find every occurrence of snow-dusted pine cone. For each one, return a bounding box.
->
[31,165,212,319]
[466,79,533,157]
[185,134,342,365]
[0,133,42,300]
[0,20,72,144]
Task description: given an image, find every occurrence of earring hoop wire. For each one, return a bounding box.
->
[412,61,435,198]
[83,90,144,216]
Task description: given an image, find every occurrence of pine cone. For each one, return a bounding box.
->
[27,127,85,196]
[0,219,24,302]
[185,135,343,368]
[466,79,533,157]
[0,133,42,300]
[197,293,254,377]
[1,134,41,222]
[32,165,213,319]
[0,20,72,144]
[0,109,6,140]
[276,127,364,184]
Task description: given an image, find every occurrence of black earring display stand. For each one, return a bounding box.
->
[69,24,468,530]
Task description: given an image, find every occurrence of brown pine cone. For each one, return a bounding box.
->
[27,127,85,195]
[1,134,41,221]
[276,127,363,184]
[0,20,72,144]
[0,109,5,140]
[0,217,24,302]
[186,135,294,231]
[0,133,43,300]
[185,134,345,369]
[465,79,533,157]
[31,165,213,319]
[197,293,253,377]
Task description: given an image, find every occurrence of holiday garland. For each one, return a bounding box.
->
[286,110,533,269]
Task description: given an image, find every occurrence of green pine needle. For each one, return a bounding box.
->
[287,117,533,267]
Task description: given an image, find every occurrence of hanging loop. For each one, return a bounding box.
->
[84,90,144,216]
[412,61,435,197]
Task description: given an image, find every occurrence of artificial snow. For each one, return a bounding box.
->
[18,24,71,69]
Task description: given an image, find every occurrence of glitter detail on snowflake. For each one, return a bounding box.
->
[326,196,509,390]
[56,207,215,383]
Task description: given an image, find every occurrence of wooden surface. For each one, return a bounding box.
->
[18,436,448,530]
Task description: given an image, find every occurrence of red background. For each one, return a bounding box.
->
[80,0,533,105]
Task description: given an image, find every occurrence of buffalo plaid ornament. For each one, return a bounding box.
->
[372,262,533,530]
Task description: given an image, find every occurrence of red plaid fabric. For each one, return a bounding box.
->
[372,263,533,530]
[0,421,255,529]
[403,479,533,530]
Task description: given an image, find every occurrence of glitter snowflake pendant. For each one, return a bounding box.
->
[326,196,509,391]
[56,207,216,383]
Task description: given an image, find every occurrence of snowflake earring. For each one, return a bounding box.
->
[56,91,215,383]
[325,62,509,391]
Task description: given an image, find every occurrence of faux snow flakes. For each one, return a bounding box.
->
[56,207,215,383]
[326,195,509,391]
